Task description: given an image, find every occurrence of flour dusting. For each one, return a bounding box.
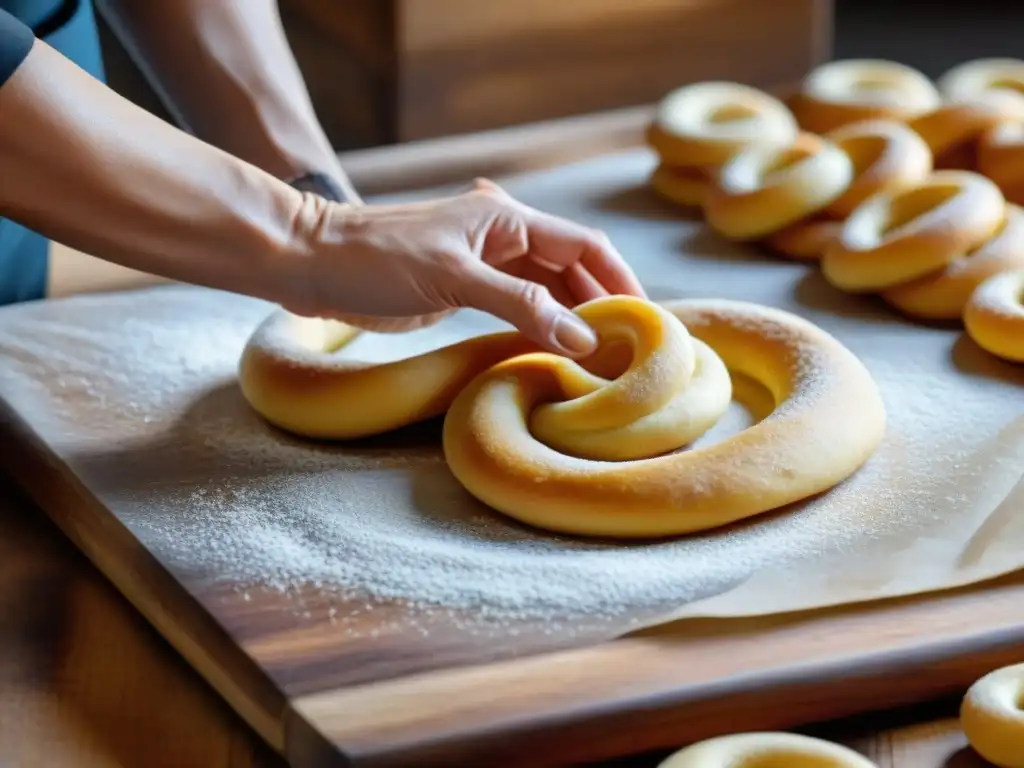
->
[0,148,1022,634]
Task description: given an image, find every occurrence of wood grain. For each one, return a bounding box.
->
[4,316,1022,767]
[4,102,1024,767]
[285,576,1024,766]
[0,476,284,768]
[280,0,830,147]
[0,472,993,768]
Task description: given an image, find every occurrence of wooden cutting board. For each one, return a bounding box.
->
[4,109,1024,767]
[3,400,1024,768]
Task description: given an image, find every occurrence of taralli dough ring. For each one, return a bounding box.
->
[908,91,1024,170]
[705,132,854,241]
[978,121,1024,205]
[960,662,1024,767]
[656,731,878,768]
[765,217,846,261]
[822,170,1006,292]
[240,295,886,539]
[789,59,942,134]
[647,82,799,168]
[823,119,934,218]
[938,57,1024,103]
[883,204,1024,319]
[963,269,1024,363]
[766,119,933,260]
[650,163,715,209]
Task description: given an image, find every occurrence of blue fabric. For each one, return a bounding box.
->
[0,10,34,87]
[0,1,105,305]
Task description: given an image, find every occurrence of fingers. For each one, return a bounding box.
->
[563,262,609,304]
[474,182,647,299]
[576,229,648,299]
[455,261,598,358]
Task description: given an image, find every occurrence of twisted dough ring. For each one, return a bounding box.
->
[703,122,932,260]
[788,59,942,135]
[938,57,1024,104]
[647,82,799,209]
[883,203,1024,320]
[978,120,1024,206]
[963,269,1024,362]
[961,662,1024,767]
[914,59,1024,178]
[909,90,1024,170]
[704,132,854,242]
[821,170,1008,292]
[764,120,933,260]
[656,732,878,768]
[239,295,886,539]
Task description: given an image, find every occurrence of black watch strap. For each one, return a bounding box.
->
[286,171,350,204]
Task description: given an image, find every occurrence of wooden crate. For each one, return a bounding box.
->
[280,0,833,149]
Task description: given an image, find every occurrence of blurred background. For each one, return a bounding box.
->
[95,0,1022,152]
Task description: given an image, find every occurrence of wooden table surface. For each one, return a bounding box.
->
[0,106,1002,768]
[0,474,990,768]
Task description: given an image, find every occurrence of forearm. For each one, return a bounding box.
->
[0,39,314,303]
[98,0,360,202]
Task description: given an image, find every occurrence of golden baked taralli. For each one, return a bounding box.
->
[822,119,934,218]
[766,119,933,260]
[908,91,1024,171]
[963,269,1024,363]
[648,81,799,168]
[822,171,1006,292]
[240,295,886,539]
[978,120,1024,206]
[789,59,941,134]
[646,82,799,211]
[656,732,878,768]
[883,204,1024,320]
[650,163,715,209]
[961,662,1024,767]
[938,57,1024,103]
[705,132,854,241]
[765,217,846,261]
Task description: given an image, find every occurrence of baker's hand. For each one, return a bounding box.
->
[287,179,646,357]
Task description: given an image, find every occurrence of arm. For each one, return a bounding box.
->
[96,0,360,202]
[0,13,641,356]
[0,30,313,305]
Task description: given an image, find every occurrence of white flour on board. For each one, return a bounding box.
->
[0,148,1021,636]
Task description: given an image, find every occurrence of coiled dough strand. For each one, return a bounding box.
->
[240,295,886,539]
[442,296,886,538]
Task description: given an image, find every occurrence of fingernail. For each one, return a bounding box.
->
[553,313,598,356]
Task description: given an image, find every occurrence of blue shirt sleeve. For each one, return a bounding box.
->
[0,9,35,89]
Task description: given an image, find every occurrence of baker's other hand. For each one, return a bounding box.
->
[286,179,647,358]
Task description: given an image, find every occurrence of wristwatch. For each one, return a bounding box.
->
[286,171,351,204]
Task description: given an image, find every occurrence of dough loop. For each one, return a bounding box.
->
[788,59,942,134]
[883,204,1024,319]
[978,120,1024,206]
[240,295,886,539]
[704,132,854,242]
[939,57,1024,105]
[763,120,933,260]
[822,170,1007,293]
[963,269,1024,362]
[646,82,799,209]
[909,91,1024,170]
[656,732,878,768]
[961,662,1024,767]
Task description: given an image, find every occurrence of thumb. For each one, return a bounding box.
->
[457,262,598,358]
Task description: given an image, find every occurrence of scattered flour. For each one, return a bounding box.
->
[0,149,1021,636]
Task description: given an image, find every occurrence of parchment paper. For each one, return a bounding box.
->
[0,147,1021,635]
